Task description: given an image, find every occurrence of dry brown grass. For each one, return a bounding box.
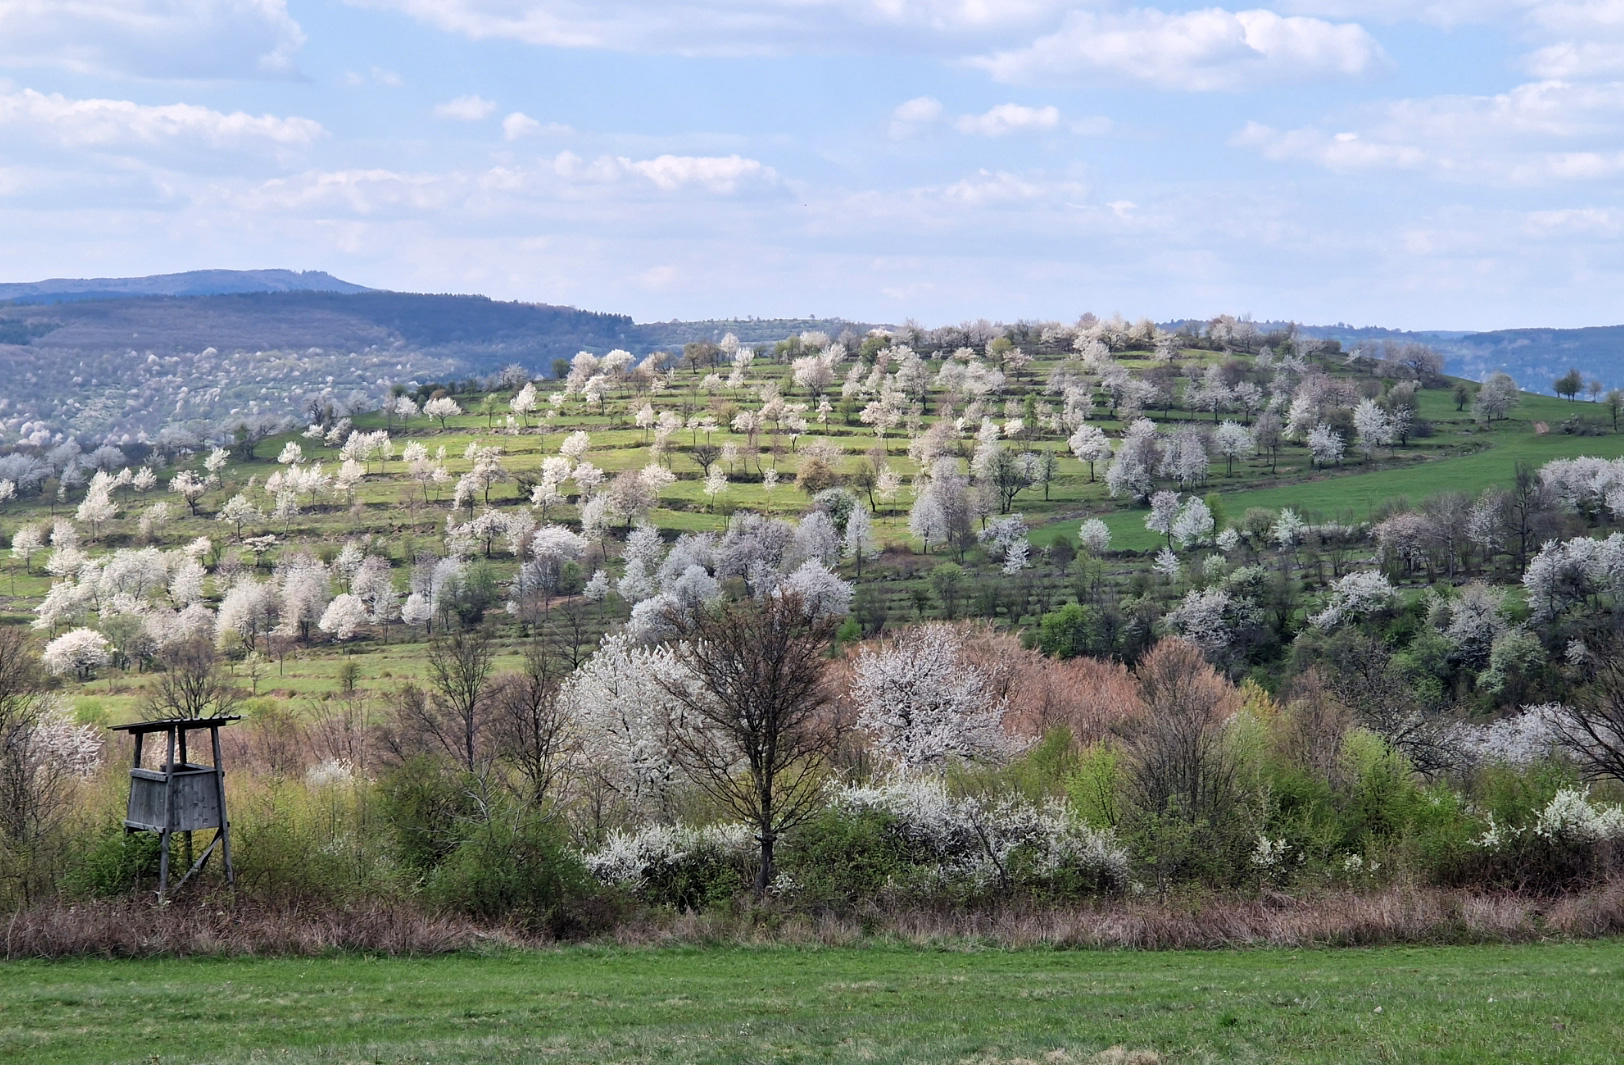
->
[2,897,508,959]
[598,881,1624,953]
[12,881,1624,960]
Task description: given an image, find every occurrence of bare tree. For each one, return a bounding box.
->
[490,645,574,808]
[145,639,243,721]
[1122,638,1241,824]
[403,631,497,773]
[661,593,843,895]
[1552,649,1624,783]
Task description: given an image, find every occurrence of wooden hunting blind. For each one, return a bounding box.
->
[110,716,238,900]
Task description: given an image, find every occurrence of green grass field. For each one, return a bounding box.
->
[1036,401,1624,552]
[6,941,1623,1064]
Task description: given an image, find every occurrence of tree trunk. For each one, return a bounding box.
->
[754,832,775,897]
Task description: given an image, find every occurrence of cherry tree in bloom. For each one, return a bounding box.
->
[1307,422,1345,468]
[1165,588,1235,654]
[216,577,279,650]
[1311,570,1397,629]
[510,382,539,425]
[11,525,44,573]
[1212,420,1255,474]
[1077,518,1111,554]
[42,628,111,679]
[1145,490,1181,547]
[424,395,463,428]
[318,593,370,641]
[217,493,261,539]
[1272,508,1306,549]
[843,505,878,577]
[702,468,728,511]
[560,430,592,462]
[1171,496,1214,549]
[1352,398,1392,463]
[168,470,211,516]
[851,624,1013,769]
[776,560,853,619]
[401,592,433,630]
[1067,424,1112,482]
[583,569,611,602]
[561,634,690,816]
[908,487,948,552]
[274,557,332,641]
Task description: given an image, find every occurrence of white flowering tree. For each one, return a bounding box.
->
[424,395,463,429]
[1077,518,1111,555]
[318,593,371,641]
[42,628,110,679]
[1212,420,1255,474]
[1307,423,1345,468]
[560,634,689,818]
[851,624,1012,769]
[1146,490,1181,548]
[1311,570,1397,629]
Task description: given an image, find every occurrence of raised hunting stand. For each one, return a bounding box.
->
[110,716,238,900]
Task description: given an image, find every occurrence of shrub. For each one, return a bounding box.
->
[376,758,483,874]
[582,823,756,910]
[64,828,165,899]
[786,777,1128,909]
[1465,787,1624,892]
[428,811,600,934]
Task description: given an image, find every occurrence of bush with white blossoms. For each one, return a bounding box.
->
[582,822,757,909]
[1467,787,1624,890]
[1452,703,1566,767]
[821,775,1129,899]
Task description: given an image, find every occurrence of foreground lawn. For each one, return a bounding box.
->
[4,941,1622,1064]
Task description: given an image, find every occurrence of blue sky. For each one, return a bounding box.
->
[1,1,1622,331]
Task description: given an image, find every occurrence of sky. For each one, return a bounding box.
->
[0,2,1622,331]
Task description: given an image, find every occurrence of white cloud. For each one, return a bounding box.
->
[1274,1,1524,27]
[955,103,1061,135]
[1524,40,1624,77]
[1233,122,1428,170]
[0,88,324,157]
[893,96,944,123]
[1234,80,1624,184]
[1523,205,1624,236]
[230,151,780,217]
[974,7,1387,91]
[611,154,777,193]
[502,112,572,140]
[345,66,405,87]
[434,95,498,121]
[0,0,305,79]
[889,95,942,138]
[348,0,1072,55]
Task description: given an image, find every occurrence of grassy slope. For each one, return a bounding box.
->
[1036,391,1624,552]
[6,941,1624,1064]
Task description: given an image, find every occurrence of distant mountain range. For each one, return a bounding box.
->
[0,269,372,305]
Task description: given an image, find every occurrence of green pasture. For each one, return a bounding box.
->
[5,940,1623,1064]
[1037,412,1624,553]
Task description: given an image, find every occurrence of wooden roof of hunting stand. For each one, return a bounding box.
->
[109,716,239,901]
